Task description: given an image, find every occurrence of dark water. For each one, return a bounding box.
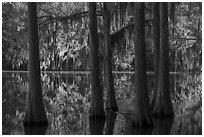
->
[2,72,202,135]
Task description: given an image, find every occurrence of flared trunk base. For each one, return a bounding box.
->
[23,119,48,127]
[89,108,106,120]
[152,110,174,118]
[133,119,153,128]
[105,104,118,112]
[152,99,174,118]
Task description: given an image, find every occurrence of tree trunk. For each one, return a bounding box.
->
[152,3,174,117]
[24,2,48,126]
[133,3,152,127]
[103,3,118,111]
[89,2,106,120]
[104,111,117,135]
[150,3,160,110]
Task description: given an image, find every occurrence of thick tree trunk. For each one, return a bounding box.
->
[152,3,174,117]
[103,3,118,111]
[151,3,160,110]
[133,3,152,127]
[89,2,106,120]
[24,2,48,126]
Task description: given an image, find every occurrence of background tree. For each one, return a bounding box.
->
[133,2,152,127]
[24,2,48,126]
[152,2,174,117]
[103,3,118,111]
[88,2,105,120]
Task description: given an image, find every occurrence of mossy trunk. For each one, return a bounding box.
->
[24,2,48,126]
[151,3,160,110]
[89,2,105,120]
[103,3,118,111]
[133,2,153,127]
[152,3,174,117]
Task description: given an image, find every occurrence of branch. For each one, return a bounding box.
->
[38,10,103,27]
[44,23,64,43]
[110,19,153,36]
[173,36,198,41]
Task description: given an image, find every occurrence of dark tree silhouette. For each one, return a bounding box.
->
[152,3,174,117]
[133,2,152,127]
[151,3,160,110]
[24,2,48,126]
[89,2,106,120]
[103,3,118,111]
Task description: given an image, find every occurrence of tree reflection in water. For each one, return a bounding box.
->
[124,115,153,135]
[2,72,202,135]
[24,124,48,135]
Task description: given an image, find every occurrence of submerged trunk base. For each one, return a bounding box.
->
[132,119,153,128]
[24,123,48,135]
[23,119,48,127]
[105,104,118,112]
[89,119,106,135]
[105,107,118,112]
[152,100,174,118]
[152,110,174,118]
[24,111,48,127]
[89,108,106,120]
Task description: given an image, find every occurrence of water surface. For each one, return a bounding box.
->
[2,72,202,135]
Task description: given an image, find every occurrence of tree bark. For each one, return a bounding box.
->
[24,2,48,126]
[152,2,174,117]
[89,2,106,120]
[133,2,152,127]
[103,3,118,111]
[151,3,160,110]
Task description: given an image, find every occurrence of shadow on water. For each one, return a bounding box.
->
[124,116,153,135]
[23,124,48,135]
[104,111,117,135]
[89,118,105,135]
[152,117,174,135]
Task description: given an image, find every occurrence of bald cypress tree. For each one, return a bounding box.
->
[133,2,152,127]
[151,3,160,110]
[103,3,118,111]
[89,2,106,120]
[152,2,174,117]
[24,2,48,126]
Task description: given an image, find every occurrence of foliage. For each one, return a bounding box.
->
[2,2,202,134]
[2,2,28,70]
[2,2,201,73]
